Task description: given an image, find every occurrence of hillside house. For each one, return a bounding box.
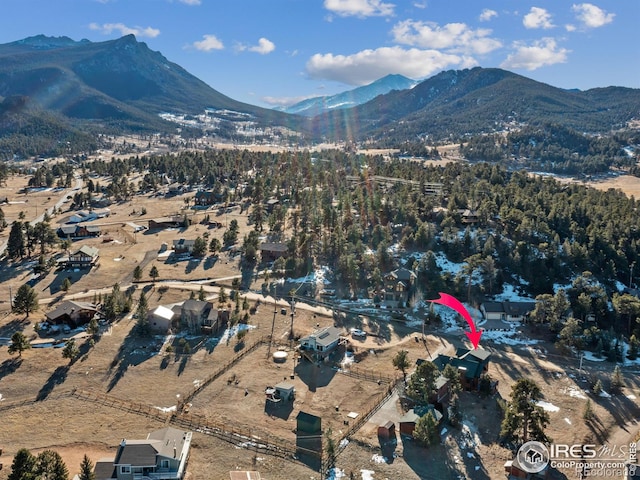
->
[174,299,227,334]
[481,301,535,322]
[58,245,99,269]
[148,305,175,333]
[382,267,417,307]
[504,454,551,479]
[194,190,222,206]
[173,239,196,255]
[259,242,289,263]
[433,348,492,391]
[93,427,192,480]
[57,224,101,239]
[45,300,98,328]
[299,326,342,361]
[148,216,183,230]
[398,405,443,437]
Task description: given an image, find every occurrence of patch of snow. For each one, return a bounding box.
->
[466,452,475,459]
[493,284,535,302]
[0,393,4,401]
[371,454,387,464]
[155,405,177,413]
[536,401,560,412]
[339,438,349,449]
[340,351,355,367]
[627,394,637,400]
[218,323,256,344]
[567,387,588,400]
[440,427,448,436]
[288,266,331,285]
[582,351,606,362]
[480,329,540,346]
[326,468,346,480]
[361,470,375,480]
[564,418,572,425]
[599,390,611,398]
[433,251,463,276]
[460,421,482,449]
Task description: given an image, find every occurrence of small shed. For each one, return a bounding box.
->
[275,382,295,401]
[148,305,175,333]
[377,420,396,439]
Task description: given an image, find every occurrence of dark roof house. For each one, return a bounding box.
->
[45,300,98,327]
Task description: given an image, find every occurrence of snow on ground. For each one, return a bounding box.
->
[155,405,177,413]
[340,351,355,367]
[217,324,256,344]
[288,266,331,285]
[492,284,535,302]
[627,394,637,400]
[459,421,482,450]
[565,418,572,425]
[326,468,346,479]
[582,351,606,362]
[536,401,560,412]
[371,454,387,464]
[433,251,464,276]
[599,390,612,398]
[361,470,375,480]
[566,387,588,399]
[480,328,540,346]
[0,393,4,401]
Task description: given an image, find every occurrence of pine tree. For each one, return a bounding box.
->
[62,339,79,364]
[133,265,142,282]
[413,411,439,447]
[392,350,410,383]
[8,331,31,357]
[35,449,69,480]
[61,277,72,292]
[8,448,36,480]
[7,221,26,259]
[500,378,551,444]
[610,365,624,394]
[78,454,95,480]
[149,265,159,282]
[12,283,39,317]
[198,286,206,301]
[592,378,603,395]
[136,291,149,335]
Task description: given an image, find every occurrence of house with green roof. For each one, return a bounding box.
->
[433,347,491,391]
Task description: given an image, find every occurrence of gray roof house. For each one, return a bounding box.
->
[299,326,342,361]
[94,427,192,480]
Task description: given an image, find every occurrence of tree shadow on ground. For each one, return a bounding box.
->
[36,365,69,401]
[46,268,90,295]
[378,434,398,464]
[294,354,338,393]
[106,325,153,392]
[203,255,218,271]
[0,357,23,381]
[185,258,201,274]
[0,318,31,338]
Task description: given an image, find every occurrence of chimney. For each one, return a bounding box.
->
[120,439,126,447]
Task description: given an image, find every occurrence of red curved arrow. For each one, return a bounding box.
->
[429,292,482,349]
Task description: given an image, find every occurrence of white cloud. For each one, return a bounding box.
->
[501,38,570,70]
[191,34,224,52]
[178,0,201,4]
[262,95,322,107]
[479,9,498,22]
[89,22,160,38]
[523,7,555,29]
[572,3,615,28]
[391,20,502,55]
[306,46,464,85]
[237,37,276,55]
[323,0,395,18]
[565,24,577,32]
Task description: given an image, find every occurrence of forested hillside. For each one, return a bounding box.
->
[50,149,638,336]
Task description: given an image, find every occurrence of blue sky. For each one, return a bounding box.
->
[1,0,637,108]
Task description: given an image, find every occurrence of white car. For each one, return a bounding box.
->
[351,329,367,339]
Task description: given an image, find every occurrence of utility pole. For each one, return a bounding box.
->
[630,261,635,289]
